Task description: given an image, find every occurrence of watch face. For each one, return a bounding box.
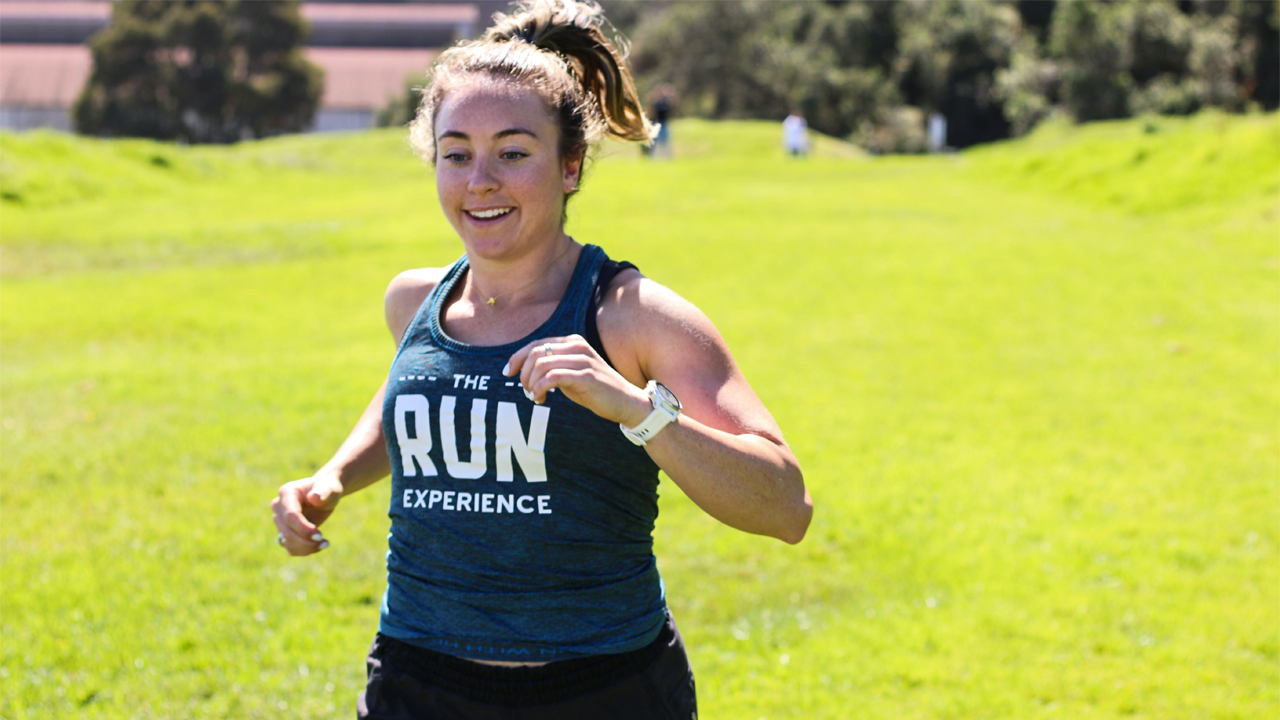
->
[652,382,681,412]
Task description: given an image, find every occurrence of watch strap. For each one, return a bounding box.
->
[620,381,679,446]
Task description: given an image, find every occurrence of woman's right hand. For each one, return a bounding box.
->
[271,472,344,556]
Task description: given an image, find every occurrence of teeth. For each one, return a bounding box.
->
[469,208,512,219]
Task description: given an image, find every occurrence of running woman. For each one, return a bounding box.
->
[271,2,812,717]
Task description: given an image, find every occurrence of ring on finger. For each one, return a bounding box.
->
[277,532,285,546]
[542,343,553,357]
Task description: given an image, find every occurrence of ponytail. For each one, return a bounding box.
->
[485,1,654,145]
[409,0,656,165]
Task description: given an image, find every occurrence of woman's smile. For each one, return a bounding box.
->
[465,207,514,221]
[463,206,517,229]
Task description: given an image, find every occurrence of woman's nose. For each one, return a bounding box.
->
[467,158,499,194]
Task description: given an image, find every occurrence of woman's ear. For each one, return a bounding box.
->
[562,150,584,194]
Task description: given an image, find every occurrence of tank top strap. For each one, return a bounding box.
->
[393,254,468,358]
[569,245,608,336]
[422,253,469,349]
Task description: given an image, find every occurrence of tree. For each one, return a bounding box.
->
[999,0,1273,134]
[785,0,903,141]
[628,1,794,121]
[74,0,323,143]
[1235,0,1280,110]
[376,76,424,129]
[895,0,1018,147]
[995,36,1062,137]
[627,1,902,141]
[1049,0,1131,122]
[1121,0,1199,115]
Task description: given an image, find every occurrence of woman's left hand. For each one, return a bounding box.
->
[505,334,651,427]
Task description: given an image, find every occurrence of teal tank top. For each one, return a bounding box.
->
[378,244,667,661]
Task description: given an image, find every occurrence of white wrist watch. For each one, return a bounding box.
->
[620,380,681,446]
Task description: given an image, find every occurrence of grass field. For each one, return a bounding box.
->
[1,112,1276,719]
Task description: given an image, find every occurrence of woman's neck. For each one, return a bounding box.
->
[463,235,580,311]
[439,236,582,347]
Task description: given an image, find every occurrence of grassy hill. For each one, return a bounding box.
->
[2,113,1276,719]
[964,111,1280,214]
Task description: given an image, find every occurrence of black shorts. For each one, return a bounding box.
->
[357,612,697,719]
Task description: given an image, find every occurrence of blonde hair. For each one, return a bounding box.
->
[408,0,656,166]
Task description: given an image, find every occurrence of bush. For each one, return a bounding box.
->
[375,77,423,129]
[856,105,928,154]
[73,0,323,143]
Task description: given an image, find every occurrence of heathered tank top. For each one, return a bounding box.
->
[378,244,667,662]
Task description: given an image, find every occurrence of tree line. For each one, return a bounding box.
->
[76,1,1277,151]
[606,0,1278,151]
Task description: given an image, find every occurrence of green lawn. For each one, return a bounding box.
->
[1,112,1276,719]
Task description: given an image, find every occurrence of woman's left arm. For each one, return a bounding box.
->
[507,275,812,544]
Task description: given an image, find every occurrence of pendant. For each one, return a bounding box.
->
[487,297,496,306]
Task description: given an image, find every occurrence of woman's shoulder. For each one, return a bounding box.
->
[600,269,705,330]
[385,267,449,343]
[597,269,730,381]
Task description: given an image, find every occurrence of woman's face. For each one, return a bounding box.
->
[433,79,581,262]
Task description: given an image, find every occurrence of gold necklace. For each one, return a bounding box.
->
[477,243,575,308]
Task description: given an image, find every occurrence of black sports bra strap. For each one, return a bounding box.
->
[585,259,638,369]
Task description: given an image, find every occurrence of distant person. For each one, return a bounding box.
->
[928,112,947,153]
[648,83,677,159]
[270,1,812,717]
[783,108,810,157]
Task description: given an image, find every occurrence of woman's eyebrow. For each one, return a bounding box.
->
[493,128,537,140]
[437,128,538,141]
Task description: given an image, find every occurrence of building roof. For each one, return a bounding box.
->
[304,3,478,48]
[0,43,437,111]
[304,2,477,25]
[0,44,90,107]
[0,0,469,111]
[0,1,109,45]
[0,1,109,21]
[0,1,481,47]
[309,47,439,109]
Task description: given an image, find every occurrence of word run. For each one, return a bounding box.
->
[402,488,552,514]
[393,394,550,482]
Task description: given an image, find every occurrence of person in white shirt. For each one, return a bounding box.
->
[783,108,809,157]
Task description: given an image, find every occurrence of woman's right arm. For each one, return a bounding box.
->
[271,269,442,556]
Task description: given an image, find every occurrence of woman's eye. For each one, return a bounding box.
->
[500,151,527,161]
[442,151,468,164]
